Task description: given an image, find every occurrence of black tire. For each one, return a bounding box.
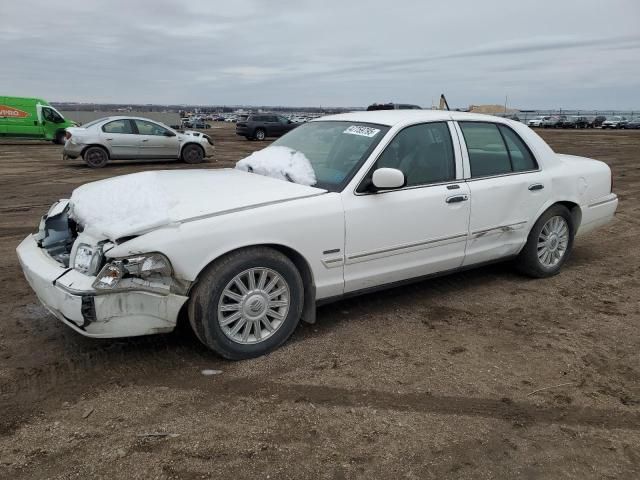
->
[53,130,66,145]
[515,204,574,278]
[83,146,109,168]
[182,144,204,164]
[188,247,304,360]
[254,128,266,141]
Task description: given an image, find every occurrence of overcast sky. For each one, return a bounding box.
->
[1,0,639,109]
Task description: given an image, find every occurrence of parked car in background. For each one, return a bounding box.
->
[63,116,214,168]
[235,114,299,140]
[573,116,594,128]
[366,103,422,111]
[601,116,628,129]
[542,115,567,128]
[527,116,549,128]
[593,116,607,128]
[19,110,618,359]
[623,117,640,129]
[191,121,211,129]
[559,117,577,128]
[0,96,77,144]
[213,116,226,122]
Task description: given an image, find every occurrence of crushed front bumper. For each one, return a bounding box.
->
[17,235,188,338]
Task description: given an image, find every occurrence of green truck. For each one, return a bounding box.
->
[0,96,76,144]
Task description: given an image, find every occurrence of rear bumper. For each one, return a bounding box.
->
[577,193,618,236]
[235,126,251,136]
[16,235,188,338]
[62,141,83,159]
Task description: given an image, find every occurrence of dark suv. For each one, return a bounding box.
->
[235,114,298,140]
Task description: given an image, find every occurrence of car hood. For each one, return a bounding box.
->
[67,169,326,241]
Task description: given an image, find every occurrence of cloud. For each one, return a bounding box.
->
[1,0,639,109]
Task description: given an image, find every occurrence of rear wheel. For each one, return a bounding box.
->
[188,247,304,360]
[254,128,266,141]
[182,144,204,164]
[83,146,109,168]
[515,205,574,278]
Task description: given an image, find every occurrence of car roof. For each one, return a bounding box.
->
[315,110,516,127]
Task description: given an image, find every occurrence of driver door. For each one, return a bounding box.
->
[133,119,179,158]
[341,121,470,293]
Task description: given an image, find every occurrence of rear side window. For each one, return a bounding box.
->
[102,119,133,134]
[459,122,537,177]
[498,125,537,172]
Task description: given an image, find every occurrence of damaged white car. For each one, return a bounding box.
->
[17,111,618,359]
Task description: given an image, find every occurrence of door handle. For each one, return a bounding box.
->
[141,139,149,142]
[528,183,544,191]
[105,138,113,141]
[446,194,469,204]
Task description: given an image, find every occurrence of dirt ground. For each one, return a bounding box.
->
[0,124,639,479]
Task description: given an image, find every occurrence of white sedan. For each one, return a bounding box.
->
[63,116,215,168]
[17,111,617,359]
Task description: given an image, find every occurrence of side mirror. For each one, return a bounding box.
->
[164,131,176,137]
[371,168,405,190]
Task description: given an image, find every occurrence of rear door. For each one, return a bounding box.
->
[100,119,138,158]
[455,121,551,266]
[133,119,179,158]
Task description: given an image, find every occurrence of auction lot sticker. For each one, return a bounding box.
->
[0,106,29,118]
[344,125,380,137]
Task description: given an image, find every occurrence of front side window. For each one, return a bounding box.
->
[102,119,134,134]
[42,107,63,123]
[375,122,455,187]
[459,122,537,177]
[134,120,169,136]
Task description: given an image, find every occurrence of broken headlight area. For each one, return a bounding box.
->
[93,253,175,294]
[73,243,104,275]
[35,201,79,267]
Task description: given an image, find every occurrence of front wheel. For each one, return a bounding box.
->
[515,205,574,278]
[188,247,304,359]
[53,131,66,145]
[182,144,204,164]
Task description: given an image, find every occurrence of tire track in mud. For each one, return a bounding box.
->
[206,379,640,431]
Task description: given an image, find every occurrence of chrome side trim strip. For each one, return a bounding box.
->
[471,221,527,238]
[321,256,344,269]
[347,233,468,262]
[588,196,618,208]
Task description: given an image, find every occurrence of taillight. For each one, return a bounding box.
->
[65,131,72,140]
[611,170,614,193]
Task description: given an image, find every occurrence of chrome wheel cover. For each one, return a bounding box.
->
[537,216,569,268]
[217,268,290,344]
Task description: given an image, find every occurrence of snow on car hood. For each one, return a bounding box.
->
[235,146,317,186]
[68,169,325,241]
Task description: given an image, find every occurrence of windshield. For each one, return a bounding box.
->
[270,121,390,190]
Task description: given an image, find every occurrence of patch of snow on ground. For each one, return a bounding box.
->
[235,146,317,186]
[69,171,178,238]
